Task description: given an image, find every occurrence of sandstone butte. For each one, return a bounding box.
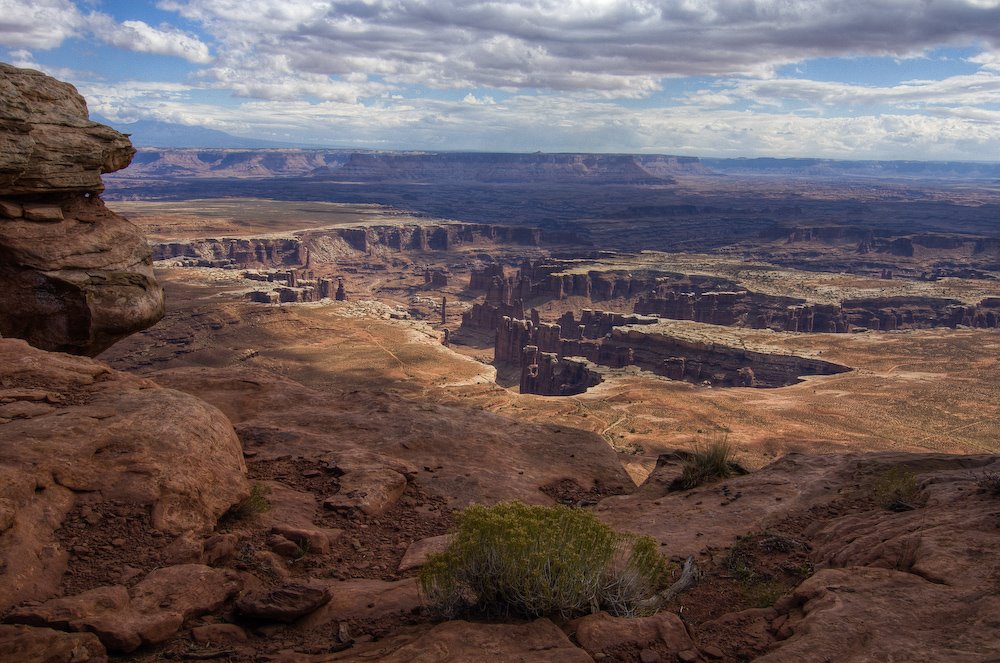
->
[0,62,998,663]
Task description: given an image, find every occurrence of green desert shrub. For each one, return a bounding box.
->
[678,434,736,489]
[872,467,919,511]
[419,501,670,619]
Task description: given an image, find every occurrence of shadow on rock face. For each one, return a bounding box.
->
[0,63,164,355]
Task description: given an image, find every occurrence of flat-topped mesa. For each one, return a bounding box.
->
[306,221,548,255]
[557,309,658,339]
[155,238,306,267]
[515,261,662,303]
[841,296,1000,330]
[494,311,849,394]
[599,326,848,388]
[326,152,704,184]
[244,269,346,304]
[0,64,164,355]
[477,264,997,334]
[466,259,663,317]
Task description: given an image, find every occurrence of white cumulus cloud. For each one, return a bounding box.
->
[90,17,212,63]
[0,0,85,49]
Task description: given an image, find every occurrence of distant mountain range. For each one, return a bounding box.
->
[118,148,355,178]
[90,115,302,149]
[702,157,1000,179]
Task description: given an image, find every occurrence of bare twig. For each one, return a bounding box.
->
[638,556,701,612]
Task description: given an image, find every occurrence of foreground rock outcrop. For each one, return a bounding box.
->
[0,63,163,355]
[0,339,248,613]
[6,564,241,653]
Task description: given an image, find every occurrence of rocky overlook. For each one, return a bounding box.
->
[0,64,248,661]
[0,63,164,355]
[2,63,1000,663]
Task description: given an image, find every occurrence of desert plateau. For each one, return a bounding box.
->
[2,31,1000,663]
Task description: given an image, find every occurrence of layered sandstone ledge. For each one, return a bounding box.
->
[0,63,163,355]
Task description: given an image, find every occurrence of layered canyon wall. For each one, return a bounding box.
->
[462,261,999,335]
[153,223,555,268]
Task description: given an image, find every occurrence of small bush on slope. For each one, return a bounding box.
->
[419,501,670,619]
[679,434,737,489]
[224,482,271,521]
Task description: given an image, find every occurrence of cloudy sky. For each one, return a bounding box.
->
[3,0,1000,160]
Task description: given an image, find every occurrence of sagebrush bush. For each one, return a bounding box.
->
[976,471,1000,497]
[419,501,670,619]
[679,434,736,489]
[224,482,271,521]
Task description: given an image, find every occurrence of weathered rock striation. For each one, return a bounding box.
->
[0,64,164,355]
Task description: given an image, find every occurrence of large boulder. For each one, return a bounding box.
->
[0,339,248,612]
[0,63,163,355]
[0,624,106,663]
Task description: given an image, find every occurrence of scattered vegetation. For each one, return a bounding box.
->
[975,471,1000,497]
[224,482,272,521]
[678,434,738,489]
[725,533,811,609]
[872,467,920,511]
[233,539,281,581]
[419,501,670,619]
